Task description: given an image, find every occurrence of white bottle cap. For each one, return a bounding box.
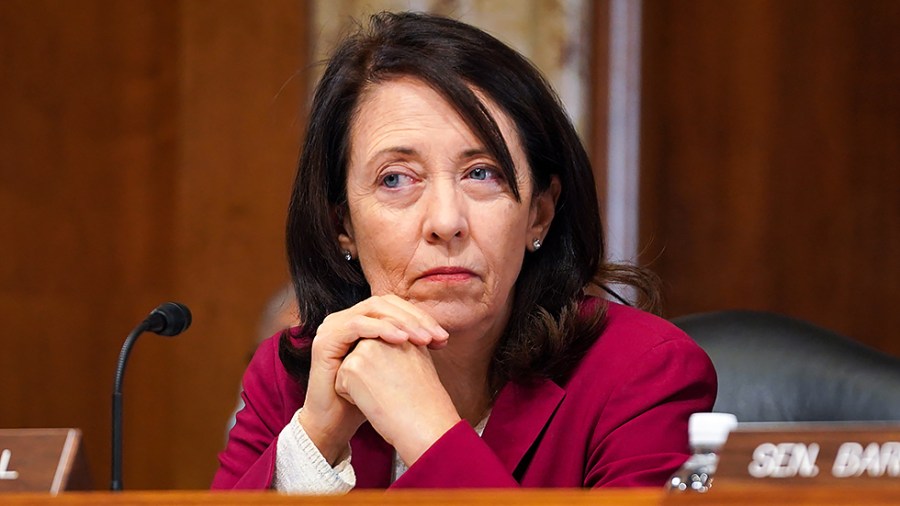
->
[688,412,739,448]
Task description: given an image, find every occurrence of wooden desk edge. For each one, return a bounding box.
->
[5,484,900,505]
[0,488,662,506]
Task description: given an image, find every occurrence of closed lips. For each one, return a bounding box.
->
[419,267,477,280]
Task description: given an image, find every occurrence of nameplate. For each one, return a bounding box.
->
[0,428,89,494]
[715,423,900,487]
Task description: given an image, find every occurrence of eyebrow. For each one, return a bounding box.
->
[460,148,490,159]
[372,146,418,158]
[369,146,491,161]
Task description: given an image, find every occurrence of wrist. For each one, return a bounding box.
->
[297,409,356,466]
[393,411,462,467]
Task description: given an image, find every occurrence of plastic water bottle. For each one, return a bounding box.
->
[666,412,739,493]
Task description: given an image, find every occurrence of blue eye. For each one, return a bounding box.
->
[469,167,497,181]
[380,173,416,188]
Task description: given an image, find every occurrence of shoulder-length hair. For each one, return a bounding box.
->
[281,11,658,390]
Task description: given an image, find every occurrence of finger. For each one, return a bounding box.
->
[317,295,448,355]
[346,314,411,344]
[315,314,409,361]
[381,294,447,336]
[359,296,435,344]
[375,295,449,345]
[333,373,355,403]
[334,357,361,403]
[426,339,449,350]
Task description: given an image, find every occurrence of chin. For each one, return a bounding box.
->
[413,298,497,335]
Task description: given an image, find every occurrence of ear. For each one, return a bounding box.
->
[527,175,561,251]
[336,207,358,258]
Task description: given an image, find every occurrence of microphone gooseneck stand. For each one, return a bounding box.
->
[111,302,191,491]
[111,321,149,491]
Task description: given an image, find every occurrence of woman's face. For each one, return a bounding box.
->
[339,77,558,337]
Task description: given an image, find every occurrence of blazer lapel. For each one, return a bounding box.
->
[481,378,565,477]
[350,422,393,488]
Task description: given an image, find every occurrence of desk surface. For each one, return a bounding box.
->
[3,485,900,505]
[3,489,660,506]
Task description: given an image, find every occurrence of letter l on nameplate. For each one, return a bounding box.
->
[0,428,88,494]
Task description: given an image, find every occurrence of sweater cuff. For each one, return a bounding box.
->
[273,408,355,494]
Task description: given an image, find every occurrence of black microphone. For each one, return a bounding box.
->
[111,302,191,491]
[144,302,192,336]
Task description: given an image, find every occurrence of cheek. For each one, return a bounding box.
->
[494,201,532,245]
[479,206,531,280]
[353,215,418,292]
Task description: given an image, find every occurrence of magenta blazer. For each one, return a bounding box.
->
[212,302,717,489]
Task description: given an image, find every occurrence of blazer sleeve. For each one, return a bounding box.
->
[586,336,717,487]
[211,337,292,489]
[391,330,716,489]
[390,422,520,488]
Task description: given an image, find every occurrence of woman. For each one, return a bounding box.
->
[213,12,716,491]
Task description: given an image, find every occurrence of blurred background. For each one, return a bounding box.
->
[1,0,897,490]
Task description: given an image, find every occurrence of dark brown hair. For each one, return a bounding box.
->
[280,11,658,390]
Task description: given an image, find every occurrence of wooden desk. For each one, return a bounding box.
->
[662,483,900,505]
[1,489,660,506]
[3,485,900,505]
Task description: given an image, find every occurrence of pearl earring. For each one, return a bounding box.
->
[532,238,542,251]
[343,251,352,261]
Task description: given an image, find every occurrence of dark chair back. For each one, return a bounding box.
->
[672,310,900,422]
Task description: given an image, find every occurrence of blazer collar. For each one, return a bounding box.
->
[349,378,565,486]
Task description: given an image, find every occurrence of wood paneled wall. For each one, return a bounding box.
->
[590,0,610,199]
[0,0,309,489]
[639,1,900,355]
[585,0,610,191]
[5,0,897,492]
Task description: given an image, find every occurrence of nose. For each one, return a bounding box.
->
[422,179,469,244]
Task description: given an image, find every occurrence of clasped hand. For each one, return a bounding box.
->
[299,295,461,467]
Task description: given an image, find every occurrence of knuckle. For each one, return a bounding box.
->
[359,296,379,312]
[347,315,365,335]
[341,354,362,373]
